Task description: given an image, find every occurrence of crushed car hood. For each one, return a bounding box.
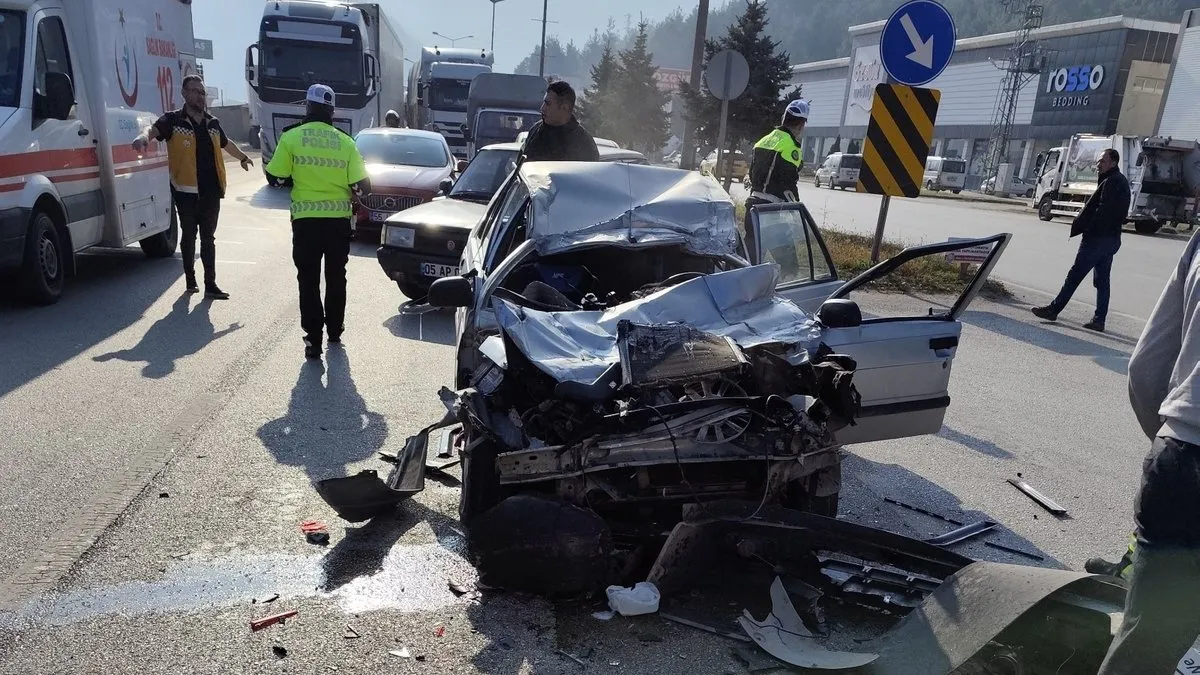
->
[494,264,822,384]
[520,162,739,258]
[385,198,487,230]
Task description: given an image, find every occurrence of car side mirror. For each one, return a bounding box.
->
[456,159,469,174]
[428,275,473,308]
[439,178,454,195]
[40,72,75,120]
[817,298,862,328]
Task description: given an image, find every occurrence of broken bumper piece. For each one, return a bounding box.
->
[314,423,434,522]
[647,501,1127,674]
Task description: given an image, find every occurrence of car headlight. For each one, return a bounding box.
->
[384,225,415,248]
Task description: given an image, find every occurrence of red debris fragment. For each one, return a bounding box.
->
[250,609,299,631]
[435,626,446,638]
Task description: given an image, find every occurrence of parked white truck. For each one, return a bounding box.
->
[245,1,404,176]
[462,73,546,160]
[1032,133,1200,234]
[0,0,196,304]
[406,47,494,159]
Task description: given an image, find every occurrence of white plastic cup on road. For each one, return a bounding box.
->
[605,581,661,616]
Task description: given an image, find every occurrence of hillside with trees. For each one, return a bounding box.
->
[515,0,1192,81]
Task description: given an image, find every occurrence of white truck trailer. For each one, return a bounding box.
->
[406,46,494,159]
[245,1,405,175]
[1032,133,1200,235]
[0,0,197,304]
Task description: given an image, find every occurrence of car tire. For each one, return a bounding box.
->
[952,189,961,194]
[397,281,427,301]
[1037,194,1055,221]
[814,176,821,188]
[1134,219,1163,235]
[139,205,179,258]
[21,209,66,306]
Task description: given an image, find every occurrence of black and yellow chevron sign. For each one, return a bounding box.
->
[856,84,941,198]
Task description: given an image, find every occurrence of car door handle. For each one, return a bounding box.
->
[78,128,90,136]
[929,336,958,350]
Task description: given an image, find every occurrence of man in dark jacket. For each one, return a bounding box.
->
[1032,148,1130,332]
[519,80,599,164]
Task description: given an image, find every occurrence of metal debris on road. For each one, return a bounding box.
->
[170,551,191,560]
[660,612,753,643]
[252,593,279,604]
[1007,478,1068,516]
[984,541,1046,562]
[343,625,361,639]
[923,520,998,547]
[389,647,412,659]
[250,609,299,631]
[556,649,586,667]
[883,497,965,526]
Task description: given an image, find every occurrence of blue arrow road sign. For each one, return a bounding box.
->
[880,0,956,86]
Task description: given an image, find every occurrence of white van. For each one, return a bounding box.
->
[0,0,194,304]
[923,156,966,193]
[814,152,862,190]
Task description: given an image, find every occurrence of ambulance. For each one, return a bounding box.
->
[0,0,196,304]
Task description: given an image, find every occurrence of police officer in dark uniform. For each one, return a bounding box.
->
[743,99,809,256]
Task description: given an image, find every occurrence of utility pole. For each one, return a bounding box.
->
[680,0,709,170]
[538,0,549,78]
[489,0,505,52]
[981,0,1049,193]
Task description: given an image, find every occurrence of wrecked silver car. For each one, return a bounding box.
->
[317,163,1011,587]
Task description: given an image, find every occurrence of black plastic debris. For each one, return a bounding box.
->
[272,646,288,658]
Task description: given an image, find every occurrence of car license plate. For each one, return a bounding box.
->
[369,210,391,222]
[421,262,457,278]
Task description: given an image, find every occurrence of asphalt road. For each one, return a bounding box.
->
[731,179,1191,323]
[0,162,1157,672]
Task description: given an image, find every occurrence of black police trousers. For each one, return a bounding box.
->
[291,216,351,342]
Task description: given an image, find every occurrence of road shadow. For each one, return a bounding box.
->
[236,184,292,211]
[0,250,179,399]
[384,304,456,345]
[349,239,379,259]
[256,346,389,485]
[936,426,1015,460]
[92,294,242,378]
[962,310,1132,376]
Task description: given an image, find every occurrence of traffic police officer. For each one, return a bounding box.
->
[265,84,372,360]
[744,99,809,255]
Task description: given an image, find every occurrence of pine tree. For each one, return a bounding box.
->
[578,41,619,138]
[610,21,671,154]
[679,0,795,174]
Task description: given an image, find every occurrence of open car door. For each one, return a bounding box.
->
[745,203,843,314]
[816,233,1012,445]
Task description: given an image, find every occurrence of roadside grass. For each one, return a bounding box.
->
[734,203,1010,298]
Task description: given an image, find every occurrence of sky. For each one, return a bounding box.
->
[193,0,693,105]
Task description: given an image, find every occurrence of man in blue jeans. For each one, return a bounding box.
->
[1032,148,1130,332]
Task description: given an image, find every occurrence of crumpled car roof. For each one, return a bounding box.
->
[495,264,822,384]
[518,162,740,257]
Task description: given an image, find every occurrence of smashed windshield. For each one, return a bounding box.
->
[451,148,518,199]
[0,11,24,108]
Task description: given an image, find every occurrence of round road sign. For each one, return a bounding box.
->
[705,49,750,101]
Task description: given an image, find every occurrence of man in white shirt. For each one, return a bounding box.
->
[1097,231,1200,673]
